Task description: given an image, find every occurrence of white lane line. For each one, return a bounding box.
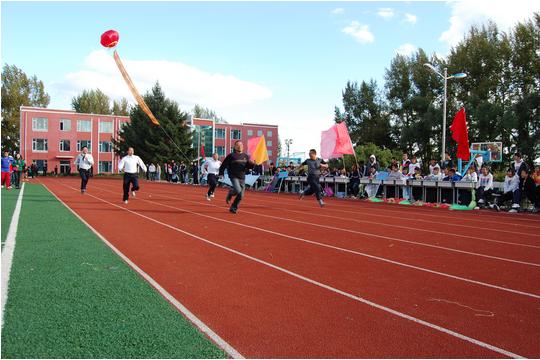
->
[149,186,540,249]
[1,184,25,329]
[93,184,540,300]
[111,183,540,268]
[62,183,524,359]
[42,183,244,359]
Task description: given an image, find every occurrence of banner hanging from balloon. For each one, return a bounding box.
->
[100,29,159,126]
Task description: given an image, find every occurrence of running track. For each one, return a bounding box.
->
[39,178,540,358]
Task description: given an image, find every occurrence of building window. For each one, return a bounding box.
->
[247,129,253,136]
[59,119,71,131]
[216,146,225,156]
[99,141,113,153]
[32,118,48,131]
[59,140,71,152]
[77,140,92,152]
[231,129,241,140]
[268,150,273,156]
[257,130,263,136]
[215,128,225,139]
[267,140,272,146]
[230,147,234,153]
[99,161,112,173]
[267,130,273,137]
[77,120,92,132]
[32,138,48,151]
[99,121,113,133]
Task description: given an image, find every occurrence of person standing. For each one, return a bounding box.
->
[156,163,161,182]
[12,154,25,189]
[118,147,147,204]
[1,151,14,190]
[202,153,222,201]
[148,163,156,181]
[297,149,329,207]
[191,161,199,185]
[219,141,255,214]
[74,146,94,194]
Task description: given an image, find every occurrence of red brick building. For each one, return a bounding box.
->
[19,106,129,175]
[190,117,279,164]
[18,107,280,175]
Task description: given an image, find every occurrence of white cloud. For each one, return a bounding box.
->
[395,43,418,56]
[342,21,375,44]
[440,0,540,47]
[50,50,272,110]
[404,13,417,24]
[377,8,395,20]
[331,8,344,15]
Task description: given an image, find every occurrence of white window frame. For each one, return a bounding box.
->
[32,138,48,152]
[99,141,112,153]
[99,161,112,172]
[59,139,71,152]
[247,129,253,136]
[267,130,273,137]
[215,128,225,139]
[99,121,113,133]
[267,140,273,146]
[77,140,92,152]
[77,120,92,132]
[216,146,225,156]
[257,130,263,136]
[231,129,242,140]
[32,118,48,132]
[59,119,71,131]
[268,150,273,156]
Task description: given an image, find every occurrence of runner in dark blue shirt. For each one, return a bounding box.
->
[297,149,328,207]
[219,141,255,214]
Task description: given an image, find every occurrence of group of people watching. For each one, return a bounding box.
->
[1,151,42,190]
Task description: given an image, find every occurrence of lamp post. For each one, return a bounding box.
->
[423,63,467,163]
[285,139,293,164]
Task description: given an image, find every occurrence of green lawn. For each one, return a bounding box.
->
[1,183,226,358]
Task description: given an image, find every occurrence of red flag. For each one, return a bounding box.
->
[200,143,205,157]
[321,122,355,159]
[450,108,470,160]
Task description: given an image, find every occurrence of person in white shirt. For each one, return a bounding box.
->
[148,163,156,181]
[74,146,94,194]
[493,168,521,212]
[476,166,494,206]
[118,147,147,204]
[202,153,222,201]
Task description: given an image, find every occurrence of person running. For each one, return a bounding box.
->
[74,146,94,194]
[297,149,329,207]
[118,147,147,204]
[219,141,255,214]
[202,153,222,201]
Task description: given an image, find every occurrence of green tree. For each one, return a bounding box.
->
[1,64,50,151]
[112,82,193,164]
[71,89,112,114]
[192,104,227,123]
[111,98,131,116]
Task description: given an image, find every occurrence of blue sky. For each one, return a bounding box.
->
[2,1,538,154]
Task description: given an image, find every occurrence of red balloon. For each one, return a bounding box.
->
[100,30,119,48]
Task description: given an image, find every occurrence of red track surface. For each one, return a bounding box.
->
[39,178,540,358]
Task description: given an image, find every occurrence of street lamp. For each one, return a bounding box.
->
[285,139,293,164]
[424,63,467,163]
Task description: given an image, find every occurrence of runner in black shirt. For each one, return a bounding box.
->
[297,149,329,207]
[219,141,255,214]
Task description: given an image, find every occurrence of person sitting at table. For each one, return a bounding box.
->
[423,166,442,203]
[459,166,478,205]
[386,163,402,198]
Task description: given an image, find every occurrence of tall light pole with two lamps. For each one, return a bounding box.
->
[423,63,467,163]
[285,139,293,165]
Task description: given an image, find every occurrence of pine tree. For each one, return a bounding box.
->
[112,82,194,164]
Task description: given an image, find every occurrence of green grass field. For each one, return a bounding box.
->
[1,183,226,358]
[1,187,19,246]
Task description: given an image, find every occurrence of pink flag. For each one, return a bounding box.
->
[334,122,355,155]
[320,122,355,159]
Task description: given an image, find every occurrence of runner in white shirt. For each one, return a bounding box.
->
[74,146,94,194]
[118,147,147,204]
[202,153,222,201]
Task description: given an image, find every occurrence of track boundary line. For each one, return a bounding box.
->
[57,182,525,359]
[1,183,25,329]
[42,183,244,359]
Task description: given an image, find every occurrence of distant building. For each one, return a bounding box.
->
[190,118,279,164]
[19,106,129,175]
